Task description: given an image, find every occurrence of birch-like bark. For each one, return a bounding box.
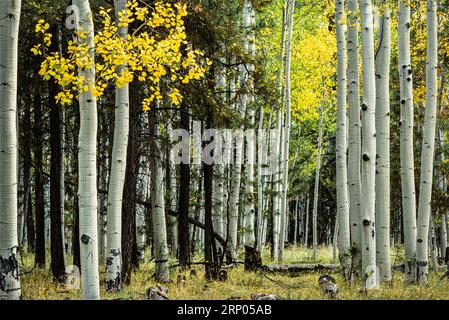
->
[416,0,438,285]
[75,0,100,300]
[359,0,377,285]
[227,70,241,261]
[105,0,129,291]
[375,4,391,283]
[347,0,362,273]
[167,119,178,257]
[150,113,170,282]
[312,104,324,261]
[398,0,417,284]
[335,0,351,275]
[278,0,296,263]
[304,194,310,247]
[272,113,282,260]
[0,0,21,300]
[429,213,438,272]
[242,0,256,248]
[441,213,447,258]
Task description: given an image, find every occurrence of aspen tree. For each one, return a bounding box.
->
[359,0,377,283]
[416,0,438,285]
[0,0,22,300]
[106,0,130,292]
[398,0,417,284]
[335,0,351,275]
[375,4,392,283]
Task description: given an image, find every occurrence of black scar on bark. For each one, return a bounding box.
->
[417,239,423,243]
[81,234,91,245]
[0,250,20,292]
[362,154,370,162]
[362,220,370,227]
[361,103,368,111]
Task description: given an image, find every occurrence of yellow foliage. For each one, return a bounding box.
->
[33,1,208,108]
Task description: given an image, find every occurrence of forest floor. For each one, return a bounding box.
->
[20,246,449,300]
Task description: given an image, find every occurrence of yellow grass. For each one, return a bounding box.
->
[19,246,449,300]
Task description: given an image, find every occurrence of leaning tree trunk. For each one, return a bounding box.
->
[75,0,100,300]
[347,0,362,276]
[398,0,417,284]
[375,4,392,283]
[416,0,438,285]
[105,0,130,292]
[0,0,21,300]
[335,0,351,277]
[359,0,377,286]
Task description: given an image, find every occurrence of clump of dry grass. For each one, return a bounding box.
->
[19,246,449,300]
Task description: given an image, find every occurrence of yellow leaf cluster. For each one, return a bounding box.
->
[33,1,208,108]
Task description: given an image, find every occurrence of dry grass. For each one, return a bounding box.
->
[19,246,449,300]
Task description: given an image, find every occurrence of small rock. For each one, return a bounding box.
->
[318,274,338,298]
[250,293,280,300]
[146,285,169,300]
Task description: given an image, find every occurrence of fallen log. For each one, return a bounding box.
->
[262,263,341,274]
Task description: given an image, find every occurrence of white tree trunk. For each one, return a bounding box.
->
[242,0,256,248]
[416,0,438,285]
[167,118,178,257]
[304,194,310,247]
[335,0,351,275]
[312,104,324,261]
[359,0,377,284]
[0,0,21,300]
[278,0,295,263]
[150,116,170,282]
[398,0,417,284]
[75,0,100,300]
[347,0,362,274]
[441,213,447,258]
[375,5,391,283]
[105,0,130,291]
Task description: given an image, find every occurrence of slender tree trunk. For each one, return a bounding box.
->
[375,5,392,283]
[149,111,169,282]
[242,0,256,248]
[105,0,130,292]
[347,0,362,275]
[312,104,324,261]
[441,213,447,258]
[359,0,377,286]
[398,0,417,284]
[167,118,178,257]
[279,0,295,263]
[75,0,100,300]
[416,0,438,285]
[23,94,35,253]
[429,213,438,272]
[72,103,81,270]
[34,85,45,268]
[121,81,139,286]
[178,106,191,269]
[336,0,351,276]
[0,0,21,300]
[49,24,66,281]
[304,193,310,247]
